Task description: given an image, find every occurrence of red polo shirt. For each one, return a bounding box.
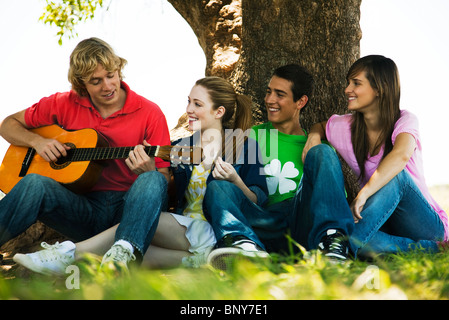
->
[24,82,170,192]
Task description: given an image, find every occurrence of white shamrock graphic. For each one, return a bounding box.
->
[263,159,300,195]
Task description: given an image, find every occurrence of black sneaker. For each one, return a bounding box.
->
[318,229,350,262]
[207,235,269,270]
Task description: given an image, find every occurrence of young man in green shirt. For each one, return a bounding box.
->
[204,64,354,268]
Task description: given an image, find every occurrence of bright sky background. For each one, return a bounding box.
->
[0,0,448,187]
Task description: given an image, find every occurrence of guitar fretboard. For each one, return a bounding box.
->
[51,145,201,166]
[64,146,159,162]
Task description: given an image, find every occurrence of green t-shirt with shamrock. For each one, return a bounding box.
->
[250,122,306,206]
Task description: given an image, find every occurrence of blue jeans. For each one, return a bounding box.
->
[290,144,354,251]
[204,179,293,252]
[203,144,354,253]
[351,170,444,257]
[0,171,167,256]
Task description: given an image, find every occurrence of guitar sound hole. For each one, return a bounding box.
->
[50,143,75,170]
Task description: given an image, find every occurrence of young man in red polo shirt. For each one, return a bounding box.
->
[0,37,171,272]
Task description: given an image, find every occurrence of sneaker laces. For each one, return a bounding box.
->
[37,242,69,262]
[320,231,349,258]
[41,241,63,250]
[103,245,136,264]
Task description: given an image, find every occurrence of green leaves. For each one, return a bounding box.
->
[39,0,107,45]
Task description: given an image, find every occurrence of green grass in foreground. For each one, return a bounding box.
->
[2,243,449,300]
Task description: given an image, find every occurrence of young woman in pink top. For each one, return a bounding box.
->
[304,55,447,259]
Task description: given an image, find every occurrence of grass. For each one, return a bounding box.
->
[0,186,448,301]
[1,242,449,301]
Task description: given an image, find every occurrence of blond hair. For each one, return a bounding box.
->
[68,37,127,96]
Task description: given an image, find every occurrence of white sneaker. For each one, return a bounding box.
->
[207,236,269,271]
[13,241,76,275]
[101,244,136,271]
[182,246,214,268]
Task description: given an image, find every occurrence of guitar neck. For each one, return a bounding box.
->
[68,146,157,161]
[63,145,201,164]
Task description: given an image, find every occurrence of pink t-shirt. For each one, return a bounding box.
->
[326,110,448,240]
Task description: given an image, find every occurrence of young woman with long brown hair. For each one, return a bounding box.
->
[304,55,447,259]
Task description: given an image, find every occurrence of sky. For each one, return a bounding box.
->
[0,0,448,187]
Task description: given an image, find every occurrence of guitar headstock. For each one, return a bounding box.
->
[156,146,202,165]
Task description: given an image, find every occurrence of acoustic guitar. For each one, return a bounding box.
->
[0,125,201,194]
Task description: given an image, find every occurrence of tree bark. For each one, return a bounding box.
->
[236,0,361,129]
[167,0,243,79]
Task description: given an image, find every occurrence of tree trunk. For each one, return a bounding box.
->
[167,0,243,79]
[236,0,362,129]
